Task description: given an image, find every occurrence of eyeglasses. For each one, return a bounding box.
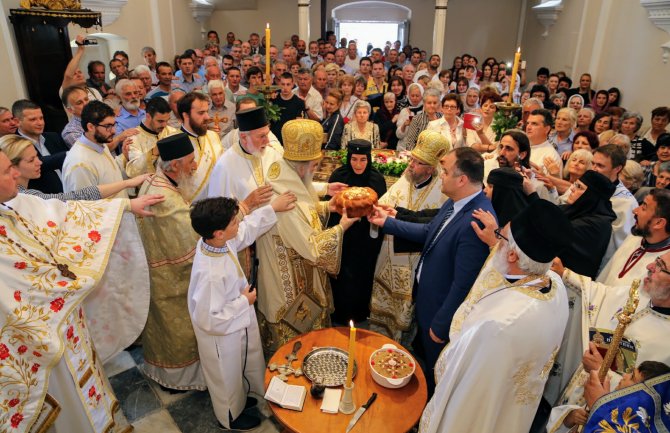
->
[95,122,117,131]
[655,257,670,276]
[443,105,459,110]
[494,227,508,242]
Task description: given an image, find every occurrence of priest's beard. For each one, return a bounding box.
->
[93,131,113,145]
[190,118,208,136]
[491,243,510,275]
[631,219,651,238]
[643,276,670,303]
[175,171,197,198]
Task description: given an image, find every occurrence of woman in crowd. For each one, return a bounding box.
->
[607,106,626,132]
[573,130,601,152]
[326,139,386,324]
[389,76,408,110]
[547,73,559,95]
[588,89,609,113]
[395,83,424,148]
[353,75,366,99]
[467,90,501,153]
[0,135,147,201]
[495,69,509,95]
[402,88,442,150]
[484,167,536,227]
[427,93,465,149]
[621,160,645,199]
[455,77,469,101]
[322,89,344,150]
[341,100,380,148]
[622,111,653,161]
[338,74,359,123]
[642,106,670,146]
[324,63,340,90]
[550,93,566,108]
[567,94,584,112]
[463,87,480,113]
[550,107,578,157]
[542,148,593,196]
[590,112,612,135]
[642,133,670,186]
[559,169,617,278]
[438,70,451,94]
[449,56,462,80]
[479,64,494,87]
[373,92,400,149]
[607,87,622,107]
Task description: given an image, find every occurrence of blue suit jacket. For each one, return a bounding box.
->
[384,191,495,340]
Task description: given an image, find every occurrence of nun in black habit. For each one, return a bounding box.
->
[327,139,387,323]
[559,169,617,279]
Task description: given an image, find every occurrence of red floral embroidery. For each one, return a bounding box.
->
[13,290,21,302]
[343,116,350,124]
[33,351,42,357]
[73,245,82,252]
[17,345,27,354]
[0,225,6,236]
[50,298,65,312]
[73,336,79,344]
[96,394,102,401]
[8,398,19,408]
[14,262,27,270]
[67,325,74,339]
[88,386,96,397]
[10,412,23,428]
[88,230,101,243]
[46,221,56,228]
[57,281,68,287]
[0,343,9,360]
[31,363,40,373]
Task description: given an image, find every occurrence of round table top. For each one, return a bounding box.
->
[264,327,427,433]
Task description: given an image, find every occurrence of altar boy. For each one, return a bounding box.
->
[188,195,294,430]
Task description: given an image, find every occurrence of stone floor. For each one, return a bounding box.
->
[103,346,282,433]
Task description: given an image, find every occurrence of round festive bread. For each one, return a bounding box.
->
[334,186,378,218]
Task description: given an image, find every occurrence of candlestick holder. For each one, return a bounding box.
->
[339,382,356,414]
[492,102,522,141]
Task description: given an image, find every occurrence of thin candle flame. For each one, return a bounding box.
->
[349,320,354,328]
[517,47,520,53]
[266,23,270,28]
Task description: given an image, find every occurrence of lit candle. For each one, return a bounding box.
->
[508,47,521,103]
[265,23,271,86]
[345,320,356,387]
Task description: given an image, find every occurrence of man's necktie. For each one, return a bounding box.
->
[416,202,454,273]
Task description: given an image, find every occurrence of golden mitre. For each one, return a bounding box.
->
[20,0,81,10]
[281,119,323,162]
[411,130,451,166]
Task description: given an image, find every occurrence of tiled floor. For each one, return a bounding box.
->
[104,346,282,433]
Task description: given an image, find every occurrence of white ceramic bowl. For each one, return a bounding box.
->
[368,343,416,389]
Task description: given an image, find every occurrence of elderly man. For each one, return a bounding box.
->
[0,107,17,137]
[125,97,171,177]
[547,249,670,433]
[369,130,449,344]
[135,133,208,392]
[576,108,595,133]
[420,199,572,433]
[293,68,323,121]
[115,79,145,134]
[0,147,163,433]
[344,41,360,74]
[159,92,223,203]
[207,79,236,139]
[255,119,358,353]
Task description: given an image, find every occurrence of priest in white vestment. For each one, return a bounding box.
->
[61,100,151,361]
[546,251,670,433]
[0,149,163,433]
[369,130,448,344]
[188,194,295,430]
[419,200,573,433]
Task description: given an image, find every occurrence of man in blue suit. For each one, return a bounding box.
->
[370,147,496,392]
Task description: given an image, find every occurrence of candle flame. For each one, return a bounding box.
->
[349,320,354,328]
[266,23,270,28]
[517,47,520,52]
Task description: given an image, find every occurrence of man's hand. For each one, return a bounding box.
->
[377,203,397,218]
[130,194,164,217]
[583,341,604,372]
[271,191,297,212]
[551,257,565,276]
[327,182,348,196]
[243,184,273,211]
[429,328,445,344]
[584,369,611,409]
[367,205,389,227]
[563,408,588,428]
[470,208,498,247]
[543,156,560,177]
[339,207,360,230]
[125,173,152,189]
[242,284,257,305]
[75,34,87,48]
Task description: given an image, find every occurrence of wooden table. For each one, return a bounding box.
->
[264,327,427,433]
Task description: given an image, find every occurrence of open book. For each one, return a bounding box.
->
[264,376,307,411]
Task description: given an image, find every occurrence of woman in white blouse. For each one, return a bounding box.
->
[427,93,465,148]
[467,90,502,153]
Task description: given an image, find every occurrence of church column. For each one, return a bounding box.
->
[298,0,311,42]
[432,0,448,58]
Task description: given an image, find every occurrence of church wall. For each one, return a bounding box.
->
[522,0,670,123]
[209,0,321,48]
[0,0,28,104]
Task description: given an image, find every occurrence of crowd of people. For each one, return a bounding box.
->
[1,26,669,433]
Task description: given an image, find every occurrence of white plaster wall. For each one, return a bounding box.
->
[0,0,28,104]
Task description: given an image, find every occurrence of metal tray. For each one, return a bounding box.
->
[302,347,357,387]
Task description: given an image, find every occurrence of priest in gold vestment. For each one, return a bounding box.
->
[255,119,359,353]
[136,133,207,391]
[369,130,448,345]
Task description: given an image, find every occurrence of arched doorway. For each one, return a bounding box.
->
[332,1,411,52]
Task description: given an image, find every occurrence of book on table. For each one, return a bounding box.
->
[264,376,307,411]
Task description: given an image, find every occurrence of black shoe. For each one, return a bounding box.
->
[244,396,258,410]
[218,413,261,431]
